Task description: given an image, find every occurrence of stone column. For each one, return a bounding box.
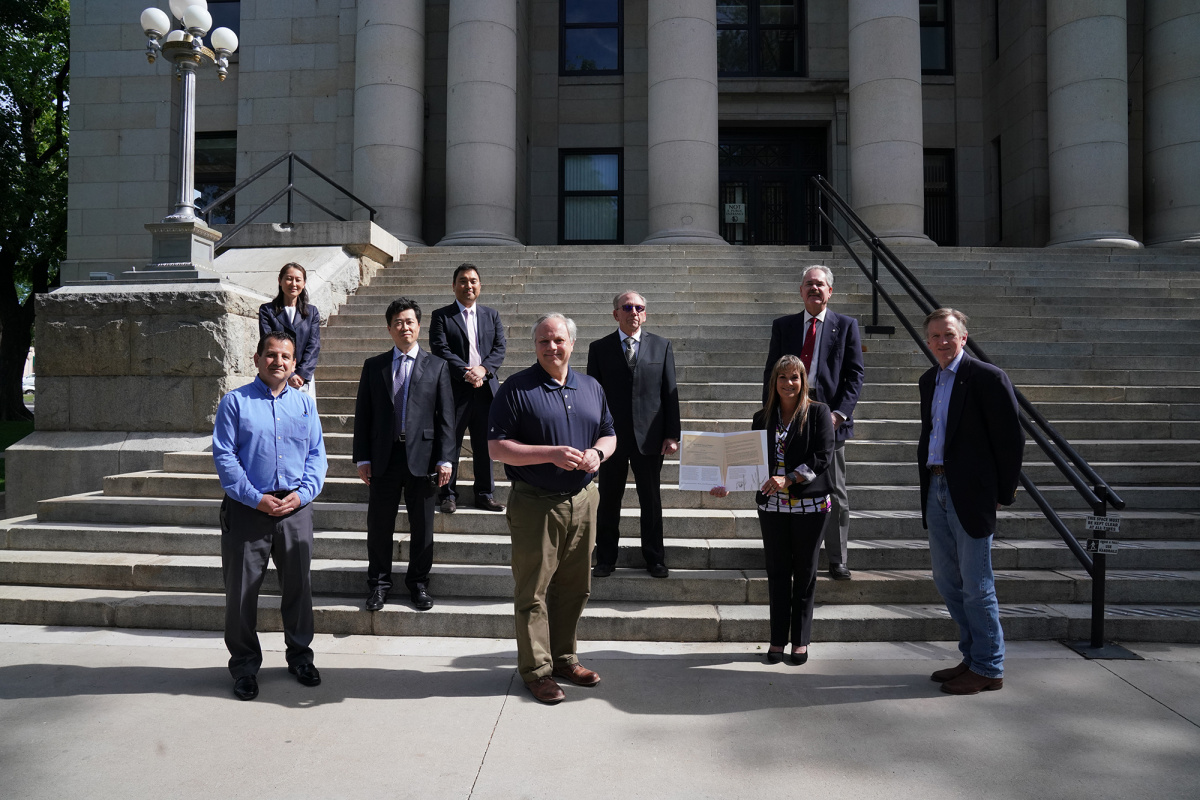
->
[1046,2,1140,247]
[1144,2,1200,246]
[438,0,521,245]
[642,0,725,244]
[847,0,932,245]
[353,0,426,245]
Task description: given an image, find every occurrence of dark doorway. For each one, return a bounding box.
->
[718,128,827,245]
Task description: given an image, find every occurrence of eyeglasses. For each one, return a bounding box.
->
[621,304,646,313]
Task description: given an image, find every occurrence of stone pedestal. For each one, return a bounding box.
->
[119,220,223,282]
[642,0,725,245]
[847,0,933,245]
[1046,1,1141,248]
[1144,3,1200,247]
[438,0,521,246]
[354,0,426,245]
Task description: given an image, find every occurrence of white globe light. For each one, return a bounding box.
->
[165,29,188,42]
[182,6,212,34]
[210,27,239,53]
[140,7,171,36]
[169,0,207,21]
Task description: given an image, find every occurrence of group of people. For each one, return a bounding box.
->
[210,261,1025,704]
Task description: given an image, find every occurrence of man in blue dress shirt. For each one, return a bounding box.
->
[213,330,328,701]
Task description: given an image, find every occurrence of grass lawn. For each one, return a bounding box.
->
[0,419,36,494]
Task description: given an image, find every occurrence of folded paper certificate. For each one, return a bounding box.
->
[678,430,769,491]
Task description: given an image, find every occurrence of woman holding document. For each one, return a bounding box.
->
[711,354,834,665]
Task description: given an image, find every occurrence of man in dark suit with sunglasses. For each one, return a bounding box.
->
[587,291,681,578]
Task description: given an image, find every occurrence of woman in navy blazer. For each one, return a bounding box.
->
[258,262,321,400]
[712,354,835,665]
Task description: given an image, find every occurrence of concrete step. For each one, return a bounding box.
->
[3,549,1199,605]
[4,584,1197,641]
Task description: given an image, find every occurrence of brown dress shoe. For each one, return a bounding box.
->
[930,661,971,683]
[941,669,1003,695]
[527,676,565,704]
[552,661,601,687]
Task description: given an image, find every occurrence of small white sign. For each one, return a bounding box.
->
[1085,515,1121,533]
[1086,538,1120,555]
[724,203,746,224]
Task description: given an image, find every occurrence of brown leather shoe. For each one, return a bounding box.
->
[930,661,971,683]
[526,676,565,704]
[941,669,1003,695]
[552,661,601,687]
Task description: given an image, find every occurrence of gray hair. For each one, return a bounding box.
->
[532,312,578,343]
[923,307,970,337]
[803,264,833,288]
[612,290,645,310]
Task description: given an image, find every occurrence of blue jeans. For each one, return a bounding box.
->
[927,474,1004,678]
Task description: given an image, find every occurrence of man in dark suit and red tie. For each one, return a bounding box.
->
[353,298,455,613]
[918,308,1024,695]
[429,263,507,514]
[764,265,865,580]
[587,291,682,578]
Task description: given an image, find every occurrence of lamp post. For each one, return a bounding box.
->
[123,0,239,281]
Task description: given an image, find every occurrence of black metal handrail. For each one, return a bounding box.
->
[810,173,1124,650]
[199,151,377,250]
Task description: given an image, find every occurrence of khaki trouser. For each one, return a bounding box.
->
[507,480,597,683]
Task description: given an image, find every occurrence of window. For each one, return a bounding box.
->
[559,150,622,244]
[196,132,237,224]
[560,0,622,75]
[924,149,956,246]
[209,0,240,39]
[920,0,952,74]
[718,1,805,77]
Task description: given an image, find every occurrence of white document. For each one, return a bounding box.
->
[678,429,769,491]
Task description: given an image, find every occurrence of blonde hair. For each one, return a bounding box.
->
[764,354,811,429]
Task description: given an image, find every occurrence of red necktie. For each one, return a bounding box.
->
[800,316,817,372]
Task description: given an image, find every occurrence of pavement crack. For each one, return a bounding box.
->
[468,670,515,798]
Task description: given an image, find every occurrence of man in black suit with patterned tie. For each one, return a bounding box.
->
[587,291,681,578]
[429,263,507,514]
[353,298,455,612]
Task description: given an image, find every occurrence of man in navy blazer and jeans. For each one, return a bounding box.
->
[764,265,865,580]
[429,263,507,514]
[918,308,1024,695]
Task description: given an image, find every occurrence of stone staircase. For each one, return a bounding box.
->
[3,245,1200,642]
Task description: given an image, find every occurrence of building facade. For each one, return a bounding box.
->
[64,0,1200,281]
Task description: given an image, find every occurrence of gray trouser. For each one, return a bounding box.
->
[820,444,849,566]
[220,496,315,678]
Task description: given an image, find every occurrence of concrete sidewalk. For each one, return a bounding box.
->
[1,625,1197,800]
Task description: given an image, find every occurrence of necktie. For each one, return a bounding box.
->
[465,309,482,369]
[393,355,410,435]
[800,316,817,373]
[624,336,636,369]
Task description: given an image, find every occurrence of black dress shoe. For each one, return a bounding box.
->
[829,564,852,580]
[766,650,784,664]
[411,586,434,610]
[474,496,505,512]
[789,649,809,666]
[439,497,457,514]
[233,675,258,701]
[289,662,321,687]
[647,563,669,578]
[366,587,388,612]
[592,563,614,578]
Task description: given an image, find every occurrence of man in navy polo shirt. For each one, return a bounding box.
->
[489,313,616,705]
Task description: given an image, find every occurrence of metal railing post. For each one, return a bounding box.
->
[286,154,294,224]
[1091,550,1107,649]
[871,250,881,328]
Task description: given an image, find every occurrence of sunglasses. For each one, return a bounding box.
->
[621,304,646,313]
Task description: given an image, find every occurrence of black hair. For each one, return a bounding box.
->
[270,262,311,318]
[385,297,422,326]
[257,330,297,356]
[452,263,480,283]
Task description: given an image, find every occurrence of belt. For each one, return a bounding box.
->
[514,480,589,500]
[929,464,946,476]
[265,489,297,499]
[395,432,406,442]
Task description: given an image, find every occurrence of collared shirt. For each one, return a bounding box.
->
[456,300,482,368]
[802,308,827,384]
[283,305,296,324]
[618,326,642,361]
[927,349,964,467]
[212,376,327,509]
[488,362,616,492]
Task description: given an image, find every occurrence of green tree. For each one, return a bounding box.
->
[0,0,68,420]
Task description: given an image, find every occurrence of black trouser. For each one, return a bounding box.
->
[440,386,495,503]
[594,446,666,568]
[366,443,435,593]
[758,510,829,647]
[220,495,314,679]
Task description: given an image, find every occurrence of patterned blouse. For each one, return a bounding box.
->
[757,418,832,515]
